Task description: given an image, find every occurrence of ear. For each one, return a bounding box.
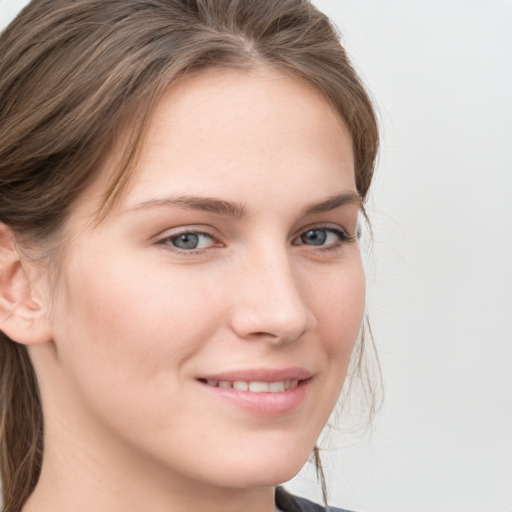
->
[0,223,53,345]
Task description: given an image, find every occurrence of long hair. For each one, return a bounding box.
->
[0,1,379,510]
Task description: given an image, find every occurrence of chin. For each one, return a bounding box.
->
[224,467,304,489]
[206,445,313,489]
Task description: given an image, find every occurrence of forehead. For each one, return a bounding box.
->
[81,67,356,220]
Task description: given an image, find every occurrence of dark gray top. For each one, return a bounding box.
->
[275,487,355,512]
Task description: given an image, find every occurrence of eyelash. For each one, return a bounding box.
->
[292,226,356,251]
[155,230,218,255]
[156,225,356,255]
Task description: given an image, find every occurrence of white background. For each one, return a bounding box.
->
[1,1,511,512]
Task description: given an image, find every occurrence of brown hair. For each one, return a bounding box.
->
[0,1,379,510]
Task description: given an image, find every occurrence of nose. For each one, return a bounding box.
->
[229,247,316,344]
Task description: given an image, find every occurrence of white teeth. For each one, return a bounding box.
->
[249,381,269,393]
[269,381,285,392]
[233,381,249,391]
[204,379,300,392]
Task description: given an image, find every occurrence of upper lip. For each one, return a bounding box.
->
[197,367,312,382]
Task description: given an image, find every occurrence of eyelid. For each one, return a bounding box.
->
[292,224,358,255]
[293,223,354,239]
[152,222,356,254]
[154,225,221,252]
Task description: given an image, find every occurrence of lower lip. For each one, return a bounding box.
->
[198,379,310,416]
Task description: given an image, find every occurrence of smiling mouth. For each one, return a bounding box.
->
[196,372,311,415]
[198,378,300,393]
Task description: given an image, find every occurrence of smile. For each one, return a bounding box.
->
[196,368,312,416]
[200,379,300,393]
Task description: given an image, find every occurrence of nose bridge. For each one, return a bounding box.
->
[230,241,313,342]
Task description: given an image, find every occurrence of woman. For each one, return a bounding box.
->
[0,1,379,511]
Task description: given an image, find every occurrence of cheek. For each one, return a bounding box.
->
[306,257,365,418]
[290,258,365,446]
[52,252,224,391]
[310,259,365,356]
[48,254,231,451]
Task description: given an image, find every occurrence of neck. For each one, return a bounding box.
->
[24,444,275,512]
[23,411,275,512]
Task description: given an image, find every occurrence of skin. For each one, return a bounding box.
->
[16,68,365,512]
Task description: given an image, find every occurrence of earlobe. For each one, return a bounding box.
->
[0,223,53,345]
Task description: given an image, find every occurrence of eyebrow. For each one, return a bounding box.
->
[301,191,362,215]
[128,195,246,218]
[127,191,361,218]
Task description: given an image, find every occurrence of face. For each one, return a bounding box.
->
[39,68,364,492]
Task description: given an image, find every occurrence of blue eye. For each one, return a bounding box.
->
[300,228,328,245]
[167,232,214,250]
[296,227,349,247]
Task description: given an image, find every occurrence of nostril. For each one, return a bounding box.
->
[245,331,292,343]
[228,268,313,342]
